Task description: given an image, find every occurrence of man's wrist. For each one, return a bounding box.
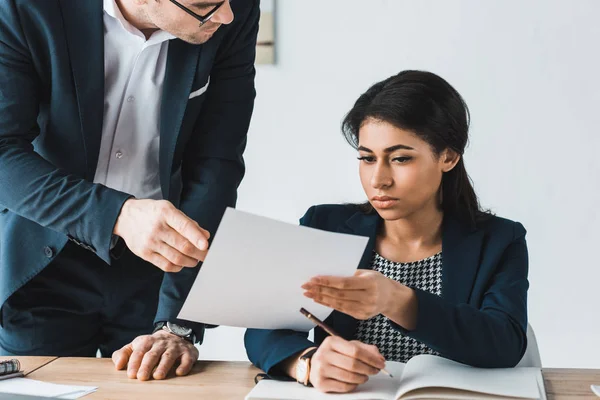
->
[113,198,134,237]
[153,321,197,344]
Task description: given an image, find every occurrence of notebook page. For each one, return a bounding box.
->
[395,355,540,400]
[400,387,534,400]
[245,362,406,400]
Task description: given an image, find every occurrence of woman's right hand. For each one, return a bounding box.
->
[309,336,386,393]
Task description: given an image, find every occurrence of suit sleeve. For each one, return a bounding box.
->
[0,0,131,265]
[390,222,529,367]
[154,0,260,339]
[244,206,318,376]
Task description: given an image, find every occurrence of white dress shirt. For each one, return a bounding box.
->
[94,0,175,200]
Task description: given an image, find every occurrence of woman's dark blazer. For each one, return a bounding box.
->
[244,204,529,375]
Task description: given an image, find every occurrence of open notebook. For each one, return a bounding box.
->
[246,354,546,400]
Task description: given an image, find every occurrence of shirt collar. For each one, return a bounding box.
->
[103,0,176,44]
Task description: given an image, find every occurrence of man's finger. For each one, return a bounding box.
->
[137,349,163,381]
[165,210,210,251]
[162,228,206,261]
[127,350,147,379]
[112,344,133,370]
[308,276,370,290]
[153,350,179,380]
[156,240,200,268]
[148,252,185,273]
[176,352,196,376]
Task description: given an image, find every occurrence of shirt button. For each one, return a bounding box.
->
[127,96,135,103]
[43,246,54,259]
[115,151,123,159]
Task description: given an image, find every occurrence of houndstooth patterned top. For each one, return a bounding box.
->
[355,251,443,363]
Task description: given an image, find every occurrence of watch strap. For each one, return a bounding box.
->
[298,348,318,386]
[153,321,197,344]
[300,348,317,361]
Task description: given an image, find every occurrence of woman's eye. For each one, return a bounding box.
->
[357,156,375,163]
[393,156,411,163]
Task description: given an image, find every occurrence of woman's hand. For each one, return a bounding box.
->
[302,270,418,329]
[308,336,385,393]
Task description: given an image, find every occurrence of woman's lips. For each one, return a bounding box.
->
[371,196,399,209]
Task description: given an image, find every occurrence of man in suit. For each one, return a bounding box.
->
[0,0,258,380]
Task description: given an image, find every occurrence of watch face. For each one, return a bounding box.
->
[296,359,308,383]
[166,322,193,337]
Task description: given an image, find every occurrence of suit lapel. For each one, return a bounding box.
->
[159,40,202,200]
[58,0,104,181]
[441,216,484,304]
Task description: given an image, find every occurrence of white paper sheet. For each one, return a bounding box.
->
[0,378,97,399]
[178,208,369,331]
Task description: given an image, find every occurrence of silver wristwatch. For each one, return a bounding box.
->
[154,321,196,344]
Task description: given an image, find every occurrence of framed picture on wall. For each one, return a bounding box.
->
[256,0,275,64]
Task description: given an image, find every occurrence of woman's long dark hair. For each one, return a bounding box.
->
[342,70,490,226]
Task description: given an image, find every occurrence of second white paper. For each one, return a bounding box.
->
[178,208,369,331]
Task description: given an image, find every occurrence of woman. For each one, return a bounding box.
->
[244,70,529,393]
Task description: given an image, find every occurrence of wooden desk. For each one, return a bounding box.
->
[0,356,56,376]
[543,369,600,400]
[27,358,260,399]
[9,357,600,399]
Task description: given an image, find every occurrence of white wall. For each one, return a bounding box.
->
[198,0,600,368]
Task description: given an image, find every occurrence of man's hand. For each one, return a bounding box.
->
[112,330,199,380]
[308,336,384,393]
[113,199,210,272]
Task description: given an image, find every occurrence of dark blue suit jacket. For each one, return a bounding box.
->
[245,204,529,375]
[0,0,259,338]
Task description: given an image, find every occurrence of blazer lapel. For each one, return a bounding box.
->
[325,211,485,341]
[159,40,202,200]
[59,0,104,181]
[341,211,380,270]
[441,216,484,304]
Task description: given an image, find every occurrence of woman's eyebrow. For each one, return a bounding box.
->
[357,144,414,153]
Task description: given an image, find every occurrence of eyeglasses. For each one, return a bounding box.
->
[168,0,226,27]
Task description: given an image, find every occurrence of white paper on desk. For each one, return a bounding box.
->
[178,207,369,331]
[0,377,97,399]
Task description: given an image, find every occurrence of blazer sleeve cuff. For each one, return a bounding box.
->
[265,342,313,378]
[245,329,314,378]
[387,288,444,344]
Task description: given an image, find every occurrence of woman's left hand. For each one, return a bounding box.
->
[302,270,405,321]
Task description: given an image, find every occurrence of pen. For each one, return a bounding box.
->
[299,307,393,378]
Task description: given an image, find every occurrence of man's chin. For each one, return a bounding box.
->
[180,31,216,45]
